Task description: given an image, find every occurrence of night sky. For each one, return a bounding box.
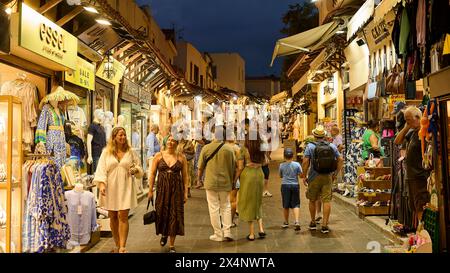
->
[136,0,304,77]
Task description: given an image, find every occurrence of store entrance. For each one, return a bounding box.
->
[439,98,450,252]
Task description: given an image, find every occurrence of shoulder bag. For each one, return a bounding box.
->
[143,197,156,225]
[204,142,225,169]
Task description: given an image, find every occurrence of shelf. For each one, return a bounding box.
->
[0,182,20,190]
[359,206,389,216]
[362,180,392,189]
[358,192,392,202]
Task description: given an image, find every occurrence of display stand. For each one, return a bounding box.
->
[358,166,392,217]
[0,96,22,253]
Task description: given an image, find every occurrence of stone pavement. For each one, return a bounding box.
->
[88,147,394,253]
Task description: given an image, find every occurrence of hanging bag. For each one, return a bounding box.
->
[143,197,156,225]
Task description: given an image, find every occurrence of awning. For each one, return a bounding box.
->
[347,0,375,41]
[373,0,401,24]
[291,49,326,96]
[270,21,339,66]
[270,91,288,104]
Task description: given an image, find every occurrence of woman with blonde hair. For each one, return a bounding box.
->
[94,127,144,253]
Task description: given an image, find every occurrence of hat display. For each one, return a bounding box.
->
[312,125,326,138]
[39,86,80,109]
[284,148,294,158]
[391,101,406,115]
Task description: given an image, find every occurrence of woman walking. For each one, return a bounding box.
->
[94,127,144,253]
[238,134,266,240]
[148,135,189,253]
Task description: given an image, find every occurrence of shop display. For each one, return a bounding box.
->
[67,105,87,139]
[0,96,22,253]
[87,109,106,173]
[22,157,70,253]
[103,111,114,141]
[0,74,38,151]
[65,183,98,247]
[35,87,80,169]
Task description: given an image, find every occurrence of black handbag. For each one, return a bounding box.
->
[143,197,156,225]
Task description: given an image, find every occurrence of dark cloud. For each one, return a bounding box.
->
[136,0,303,76]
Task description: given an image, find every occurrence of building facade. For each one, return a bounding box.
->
[246,76,281,100]
[209,53,245,94]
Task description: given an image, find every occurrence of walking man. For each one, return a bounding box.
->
[198,126,238,242]
[301,125,343,234]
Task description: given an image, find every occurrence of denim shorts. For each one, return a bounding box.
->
[281,184,300,209]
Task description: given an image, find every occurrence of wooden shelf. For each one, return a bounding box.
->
[358,192,392,202]
[359,206,389,216]
[362,180,392,189]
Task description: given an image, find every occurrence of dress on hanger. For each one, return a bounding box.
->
[35,104,67,168]
[0,79,38,150]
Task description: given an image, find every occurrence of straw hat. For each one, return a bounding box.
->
[39,86,80,109]
[312,125,326,138]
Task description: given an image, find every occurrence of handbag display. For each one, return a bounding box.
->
[143,197,156,225]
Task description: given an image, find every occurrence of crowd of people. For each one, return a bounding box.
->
[90,116,347,253]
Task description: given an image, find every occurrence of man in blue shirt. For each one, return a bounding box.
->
[146,124,161,158]
[301,125,343,234]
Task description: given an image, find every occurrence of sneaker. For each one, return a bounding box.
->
[294,222,301,231]
[281,222,289,228]
[209,234,223,242]
[263,191,273,197]
[321,226,330,234]
[315,216,322,224]
[223,235,234,241]
[231,222,237,228]
[309,222,317,230]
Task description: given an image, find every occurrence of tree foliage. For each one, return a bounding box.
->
[280,2,319,91]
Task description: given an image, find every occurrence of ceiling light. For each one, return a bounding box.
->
[5,7,12,15]
[96,19,111,26]
[84,6,99,14]
[336,30,345,34]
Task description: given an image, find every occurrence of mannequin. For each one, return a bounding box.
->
[74,182,84,193]
[87,109,106,173]
[35,99,68,168]
[103,111,114,141]
[117,115,125,127]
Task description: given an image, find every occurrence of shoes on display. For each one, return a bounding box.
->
[372,201,381,207]
[321,226,330,234]
[342,189,350,197]
[209,234,223,242]
[294,222,301,231]
[281,222,289,228]
[309,222,317,231]
[375,189,382,193]
[263,191,273,197]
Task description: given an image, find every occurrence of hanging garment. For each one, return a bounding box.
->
[67,106,87,140]
[35,104,67,168]
[416,0,426,47]
[67,134,86,169]
[399,7,411,56]
[65,190,98,246]
[0,79,39,149]
[23,161,70,253]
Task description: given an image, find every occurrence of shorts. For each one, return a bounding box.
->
[262,165,270,180]
[306,175,332,202]
[281,184,300,209]
[407,179,430,213]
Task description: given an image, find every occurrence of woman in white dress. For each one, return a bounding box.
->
[94,127,144,253]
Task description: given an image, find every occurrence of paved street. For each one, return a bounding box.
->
[89,147,393,253]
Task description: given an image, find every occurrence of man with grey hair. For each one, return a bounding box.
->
[394,106,430,223]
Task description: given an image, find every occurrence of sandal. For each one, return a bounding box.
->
[246,235,255,241]
[169,246,176,253]
[119,247,128,253]
[258,232,266,238]
[160,236,168,246]
[109,247,119,253]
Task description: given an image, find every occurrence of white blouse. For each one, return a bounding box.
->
[94,149,143,211]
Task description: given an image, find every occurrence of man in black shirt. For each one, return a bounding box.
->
[394,106,430,223]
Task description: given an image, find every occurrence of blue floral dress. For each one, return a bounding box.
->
[35,104,67,168]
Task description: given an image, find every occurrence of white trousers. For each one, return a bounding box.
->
[206,190,232,238]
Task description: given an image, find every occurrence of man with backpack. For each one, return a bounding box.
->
[301,125,343,234]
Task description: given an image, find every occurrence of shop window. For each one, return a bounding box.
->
[194,65,199,85]
[324,103,337,120]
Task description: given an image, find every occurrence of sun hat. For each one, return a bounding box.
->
[312,125,326,138]
[39,86,80,109]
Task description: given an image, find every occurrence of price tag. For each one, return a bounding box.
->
[77,205,82,215]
